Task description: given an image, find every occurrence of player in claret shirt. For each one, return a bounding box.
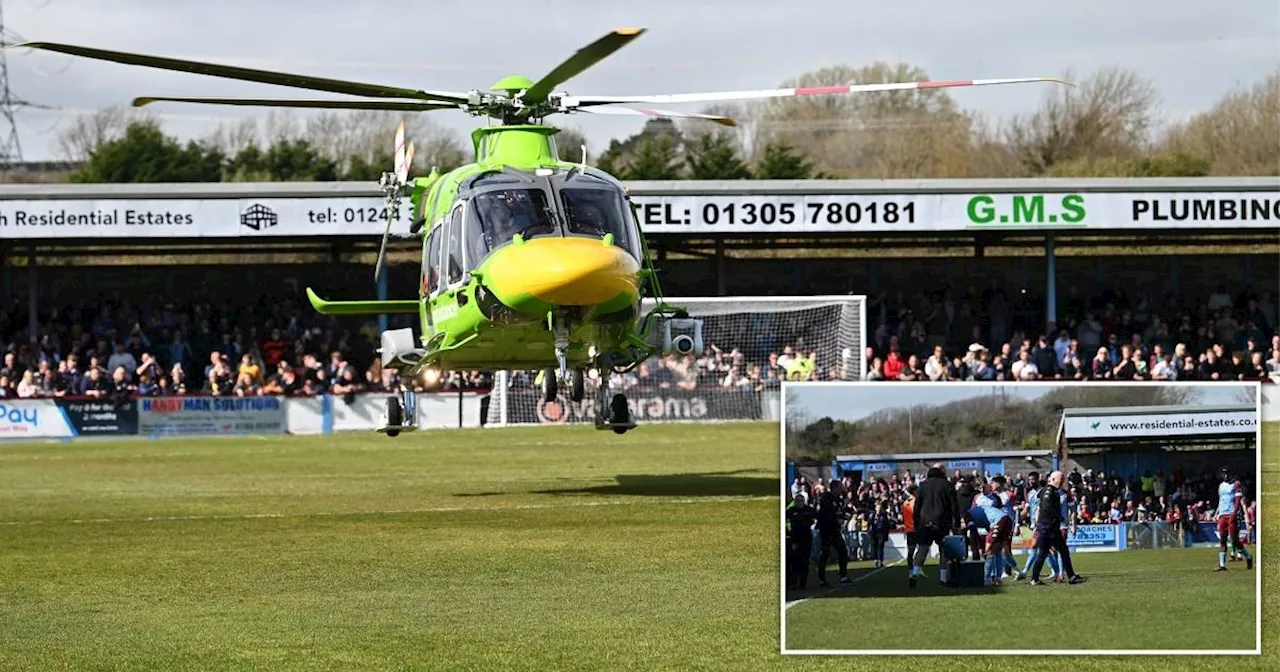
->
[1215,469,1253,571]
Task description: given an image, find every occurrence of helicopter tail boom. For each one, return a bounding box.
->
[306,288,419,316]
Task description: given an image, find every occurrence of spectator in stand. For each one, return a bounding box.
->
[16,370,38,398]
[107,342,137,381]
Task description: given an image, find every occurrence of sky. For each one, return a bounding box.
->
[787,383,1258,423]
[3,0,1277,163]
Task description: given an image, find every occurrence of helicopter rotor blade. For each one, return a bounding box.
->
[393,122,407,182]
[522,28,645,104]
[402,142,416,183]
[570,76,1073,107]
[578,105,735,127]
[11,42,470,104]
[132,96,457,111]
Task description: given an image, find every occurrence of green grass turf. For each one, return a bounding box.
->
[785,548,1255,651]
[0,421,1274,671]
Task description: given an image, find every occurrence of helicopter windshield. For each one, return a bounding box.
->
[559,187,638,258]
[471,188,557,252]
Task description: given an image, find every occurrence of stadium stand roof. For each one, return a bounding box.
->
[834,449,1054,463]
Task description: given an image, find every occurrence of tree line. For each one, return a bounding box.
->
[784,385,1213,462]
[54,63,1278,183]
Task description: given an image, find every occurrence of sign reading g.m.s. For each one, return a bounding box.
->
[966,194,1088,227]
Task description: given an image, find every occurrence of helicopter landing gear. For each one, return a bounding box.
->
[377,387,418,437]
[592,367,635,434]
[569,368,585,403]
[541,367,558,403]
[553,321,570,393]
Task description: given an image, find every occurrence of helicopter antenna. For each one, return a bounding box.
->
[579,144,586,170]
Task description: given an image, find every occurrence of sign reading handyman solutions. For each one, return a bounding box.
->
[139,396,286,436]
[630,191,1280,233]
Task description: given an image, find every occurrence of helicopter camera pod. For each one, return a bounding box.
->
[379,328,420,369]
[663,318,703,356]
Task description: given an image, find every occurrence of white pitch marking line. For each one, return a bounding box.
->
[0,494,774,527]
[784,558,905,611]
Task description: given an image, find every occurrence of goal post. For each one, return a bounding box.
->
[485,295,866,427]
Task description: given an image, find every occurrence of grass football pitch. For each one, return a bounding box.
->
[0,422,1275,671]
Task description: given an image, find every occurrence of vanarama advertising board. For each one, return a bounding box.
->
[138,396,286,436]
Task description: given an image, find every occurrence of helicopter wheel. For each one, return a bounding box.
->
[570,369,585,402]
[609,393,632,434]
[542,367,558,403]
[385,395,403,438]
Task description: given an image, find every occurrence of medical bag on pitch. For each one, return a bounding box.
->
[940,534,984,587]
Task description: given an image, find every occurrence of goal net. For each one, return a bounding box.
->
[485,295,866,427]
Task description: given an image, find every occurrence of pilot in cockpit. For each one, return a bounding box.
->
[573,202,608,237]
[503,191,536,233]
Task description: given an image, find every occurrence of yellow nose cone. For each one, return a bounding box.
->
[486,236,640,306]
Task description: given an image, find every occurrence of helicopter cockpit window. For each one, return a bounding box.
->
[471,189,556,251]
[560,188,637,258]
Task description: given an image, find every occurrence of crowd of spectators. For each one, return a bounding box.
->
[4,278,1277,400]
[787,464,1256,558]
[862,282,1280,383]
[0,297,493,400]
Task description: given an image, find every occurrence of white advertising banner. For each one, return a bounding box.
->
[0,399,75,439]
[331,394,392,432]
[282,393,485,434]
[2,190,1276,238]
[1062,409,1259,440]
[285,397,326,435]
[138,396,287,436]
[629,191,1280,234]
[0,197,410,239]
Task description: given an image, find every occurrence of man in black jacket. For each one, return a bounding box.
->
[910,464,960,588]
[786,492,817,589]
[816,481,851,587]
[1027,470,1087,586]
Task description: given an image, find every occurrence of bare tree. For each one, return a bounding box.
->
[1158,70,1280,176]
[1003,67,1160,175]
[202,117,260,156]
[552,126,588,163]
[1232,386,1259,406]
[54,106,154,161]
[749,62,971,177]
[262,110,302,143]
[299,110,466,174]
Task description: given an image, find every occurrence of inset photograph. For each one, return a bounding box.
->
[781,381,1261,655]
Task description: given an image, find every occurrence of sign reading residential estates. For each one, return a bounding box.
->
[2,183,1276,238]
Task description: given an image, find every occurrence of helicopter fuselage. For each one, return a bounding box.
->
[402,125,652,375]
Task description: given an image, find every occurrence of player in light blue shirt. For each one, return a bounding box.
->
[1215,470,1253,570]
[979,487,1012,585]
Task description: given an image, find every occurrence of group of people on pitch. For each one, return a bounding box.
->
[907,466,1086,587]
